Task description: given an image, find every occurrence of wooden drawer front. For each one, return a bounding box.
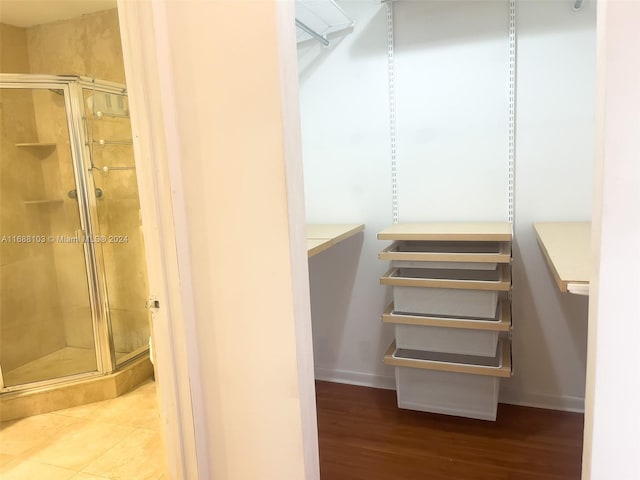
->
[380,265,511,292]
[379,240,511,265]
[382,300,511,332]
[383,339,512,378]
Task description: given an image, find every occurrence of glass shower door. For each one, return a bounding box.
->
[83,88,150,366]
[0,85,98,388]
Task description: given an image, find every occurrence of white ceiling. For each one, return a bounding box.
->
[0,0,117,28]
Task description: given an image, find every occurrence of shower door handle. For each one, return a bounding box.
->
[68,188,103,199]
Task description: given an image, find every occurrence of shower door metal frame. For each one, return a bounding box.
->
[76,76,152,369]
[70,77,116,375]
[0,74,141,392]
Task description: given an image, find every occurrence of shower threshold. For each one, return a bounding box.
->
[0,354,153,421]
[3,346,141,388]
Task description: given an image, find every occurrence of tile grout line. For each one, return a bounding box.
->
[75,425,142,476]
[78,426,165,477]
[1,381,165,478]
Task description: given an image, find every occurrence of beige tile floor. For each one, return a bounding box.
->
[0,379,168,479]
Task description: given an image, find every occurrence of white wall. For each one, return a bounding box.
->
[505,0,595,411]
[121,1,318,478]
[300,0,595,411]
[395,0,510,222]
[300,1,395,387]
[583,0,640,477]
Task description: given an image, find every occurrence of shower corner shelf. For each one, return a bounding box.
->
[15,142,57,148]
[24,199,64,205]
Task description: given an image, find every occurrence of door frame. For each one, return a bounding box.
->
[116,2,204,478]
[116,1,318,478]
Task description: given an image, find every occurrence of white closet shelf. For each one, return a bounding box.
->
[295,0,354,45]
[534,222,590,294]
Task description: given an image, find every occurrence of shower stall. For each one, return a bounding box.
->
[0,74,150,393]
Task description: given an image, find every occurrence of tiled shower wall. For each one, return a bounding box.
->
[0,25,67,370]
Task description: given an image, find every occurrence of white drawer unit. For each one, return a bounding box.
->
[378,223,513,421]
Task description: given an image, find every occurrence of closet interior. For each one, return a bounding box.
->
[297,0,593,421]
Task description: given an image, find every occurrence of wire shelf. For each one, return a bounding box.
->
[295,0,354,46]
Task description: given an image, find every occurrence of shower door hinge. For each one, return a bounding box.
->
[148,297,160,310]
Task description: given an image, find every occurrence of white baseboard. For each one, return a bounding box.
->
[314,367,395,390]
[314,367,585,413]
[499,389,585,413]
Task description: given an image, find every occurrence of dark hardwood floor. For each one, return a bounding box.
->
[316,381,584,480]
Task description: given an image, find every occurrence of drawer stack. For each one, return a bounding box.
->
[378,223,513,421]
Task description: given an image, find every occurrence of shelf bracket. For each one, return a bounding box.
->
[295,19,329,47]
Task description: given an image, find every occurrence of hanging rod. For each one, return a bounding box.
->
[295,19,329,46]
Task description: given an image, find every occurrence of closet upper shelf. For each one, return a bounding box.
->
[307,223,364,257]
[534,222,590,294]
[377,223,513,242]
[295,0,354,46]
